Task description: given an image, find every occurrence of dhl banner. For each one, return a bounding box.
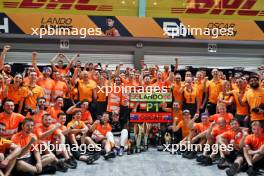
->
[0,13,264,40]
[130,112,173,123]
[147,0,264,20]
[0,0,138,16]
[0,0,264,20]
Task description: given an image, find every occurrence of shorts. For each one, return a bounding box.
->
[227,149,243,162]
[17,154,36,165]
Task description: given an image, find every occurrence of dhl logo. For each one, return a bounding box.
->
[171,0,264,16]
[2,0,112,11]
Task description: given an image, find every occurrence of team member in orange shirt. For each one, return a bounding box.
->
[172,74,184,108]
[198,117,229,165]
[240,75,264,123]
[66,100,93,126]
[24,71,44,111]
[12,118,57,175]
[107,76,122,113]
[217,119,245,170]
[162,65,170,81]
[172,110,191,143]
[0,74,6,105]
[47,96,64,123]
[0,122,21,176]
[94,75,107,116]
[27,97,47,128]
[243,121,264,176]
[52,71,69,102]
[182,77,199,117]
[50,53,73,76]
[206,69,224,115]
[67,110,100,164]
[5,73,29,113]
[0,100,25,139]
[218,80,233,112]
[209,103,234,125]
[194,71,208,114]
[230,78,249,127]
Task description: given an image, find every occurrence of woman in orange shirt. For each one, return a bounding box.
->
[218,80,233,112]
[6,73,29,113]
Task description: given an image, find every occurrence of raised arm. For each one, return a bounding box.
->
[0,45,11,70]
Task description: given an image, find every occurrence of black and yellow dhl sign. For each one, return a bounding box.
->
[147,0,264,20]
[0,0,138,16]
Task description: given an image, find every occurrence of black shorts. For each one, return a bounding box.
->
[17,154,36,165]
[227,149,243,162]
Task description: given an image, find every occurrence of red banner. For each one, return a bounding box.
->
[130,112,172,123]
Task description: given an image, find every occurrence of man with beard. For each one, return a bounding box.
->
[105,16,120,37]
[0,100,25,139]
[47,96,64,123]
[32,52,55,105]
[0,45,13,79]
[239,75,264,124]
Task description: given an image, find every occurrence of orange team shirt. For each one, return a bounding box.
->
[211,126,229,140]
[231,90,249,115]
[183,87,197,104]
[107,86,122,112]
[162,71,169,81]
[105,27,119,36]
[96,87,107,102]
[172,83,184,106]
[47,107,63,123]
[25,85,44,110]
[194,81,206,107]
[172,110,183,123]
[194,122,211,133]
[56,67,69,76]
[67,120,86,129]
[0,112,25,139]
[244,133,264,150]
[35,125,60,142]
[7,85,29,104]
[11,132,38,153]
[95,123,112,136]
[207,79,224,104]
[78,80,97,102]
[176,120,189,138]
[68,108,93,123]
[209,113,234,124]
[242,88,264,121]
[0,85,6,102]
[37,78,55,103]
[222,129,243,150]
[26,110,47,128]
[53,80,68,99]
[218,92,232,104]
[0,137,12,153]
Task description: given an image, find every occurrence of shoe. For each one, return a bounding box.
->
[70,156,77,166]
[217,158,229,170]
[140,145,146,152]
[103,151,116,160]
[182,151,190,158]
[64,159,77,169]
[186,151,197,159]
[240,163,249,172]
[144,145,148,151]
[196,155,206,163]
[41,165,57,175]
[135,147,141,153]
[226,163,239,176]
[201,156,213,166]
[157,145,164,152]
[246,166,256,176]
[118,147,124,156]
[56,160,68,172]
[113,147,118,156]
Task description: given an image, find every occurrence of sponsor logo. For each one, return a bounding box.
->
[0,17,9,33]
[2,0,113,11]
[171,0,264,17]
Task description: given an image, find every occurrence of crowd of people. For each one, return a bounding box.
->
[0,45,263,176]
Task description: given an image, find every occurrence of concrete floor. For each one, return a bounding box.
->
[44,148,258,176]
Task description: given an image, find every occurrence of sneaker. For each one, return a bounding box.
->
[113,148,118,156]
[157,145,164,152]
[196,155,206,163]
[56,160,68,172]
[118,147,124,156]
[103,151,116,160]
[70,156,77,166]
[217,158,229,170]
[135,147,141,153]
[240,163,249,172]
[246,166,256,176]
[182,151,191,158]
[201,156,213,166]
[226,163,239,176]
[64,159,77,169]
[186,151,197,159]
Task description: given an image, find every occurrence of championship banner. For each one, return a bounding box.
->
[0,13,263,40]
[130,113,173,123]
[146,0,264,20]
[0,0,138,16]
[130,92,172,102]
